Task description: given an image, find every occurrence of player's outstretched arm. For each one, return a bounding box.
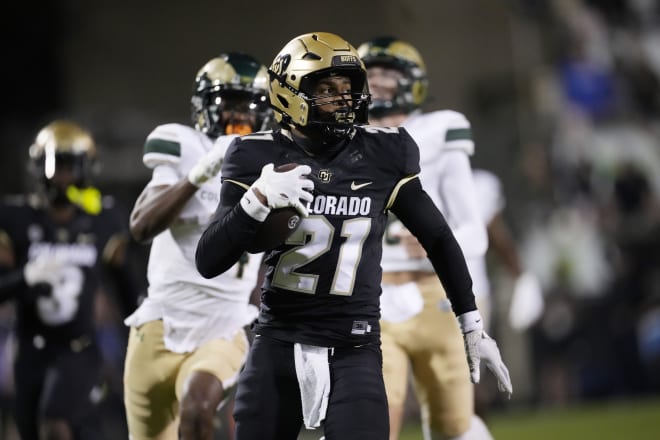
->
[390,178,476,314]
[129,182,198,243]
[390,178,512,397]
[458,310,513,397]
[0,239,24,302]
[130,142,228,243]
[0,254,65,304]
[102,234,142,316]
[0,235,75,303]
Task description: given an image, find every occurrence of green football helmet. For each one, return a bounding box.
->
[191,52,271,138]
[357,36,428,116]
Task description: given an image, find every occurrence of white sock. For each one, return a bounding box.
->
[427,415,494,440]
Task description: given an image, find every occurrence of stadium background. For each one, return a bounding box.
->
[2,0,660,438]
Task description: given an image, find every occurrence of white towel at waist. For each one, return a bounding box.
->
[380,281,424,323]
[293,343,331,429]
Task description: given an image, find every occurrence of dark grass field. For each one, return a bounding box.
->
[397,397,660,440]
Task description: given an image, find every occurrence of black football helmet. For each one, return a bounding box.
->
[191,52,271,138]
[357,36,428,117]
[267,32,371,145]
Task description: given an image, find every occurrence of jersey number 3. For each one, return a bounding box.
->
[37,266,84,325]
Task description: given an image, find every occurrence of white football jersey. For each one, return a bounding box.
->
[125,124,261,353]
[381,110,489,297]
[382,110,485,266]
[472,169,505,226]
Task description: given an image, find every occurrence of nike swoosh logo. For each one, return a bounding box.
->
[351,181,373,190]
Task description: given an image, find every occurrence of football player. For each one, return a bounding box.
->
[358,36,505,440]
[123,52,272,440]
[195,32,512,440]
[0,120,139,439]
[470,169,544,333]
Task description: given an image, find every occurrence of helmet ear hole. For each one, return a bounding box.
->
[277,95,289,108]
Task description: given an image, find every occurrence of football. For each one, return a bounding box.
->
[245,163,305,253]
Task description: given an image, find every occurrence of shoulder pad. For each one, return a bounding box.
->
[359,125,402,135]
[240,130,276,142]
[422,110,474,155]
[143,123,199,169]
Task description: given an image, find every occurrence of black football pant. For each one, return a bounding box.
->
[234,334,389,440]
[13,340,102,440]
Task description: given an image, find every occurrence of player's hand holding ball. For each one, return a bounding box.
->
[241,163,314,253]
[241,163,314,221]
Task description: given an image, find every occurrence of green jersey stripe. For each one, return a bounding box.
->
[144,138,181,156]
[445,128,472,142]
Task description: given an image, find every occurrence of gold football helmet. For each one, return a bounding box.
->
[29,120,100,210]
[267,32,370,143]
[191,52,271,138]
[357,36,428,116]
[29,120,97,181]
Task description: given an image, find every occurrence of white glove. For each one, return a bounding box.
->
[187,143,226,187]
[23,255,63,287]
[508,272,544,331]
[240,163,314,221]
[24,256,84,325]
[458,310,513,398]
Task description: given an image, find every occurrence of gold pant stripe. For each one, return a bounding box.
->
[381,276,473,436]
[123,320,248,440]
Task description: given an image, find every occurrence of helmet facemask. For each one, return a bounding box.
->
[28,120,98,209]
[33,153,91,207]
[191,53,272,139]
[365,63,417,118]
[296,70,370,146]
[193,86,271,138]
[357,37,428,118]
[267,32,372,154]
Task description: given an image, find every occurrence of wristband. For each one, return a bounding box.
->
[457,310,484,334]
[239,188,271,222]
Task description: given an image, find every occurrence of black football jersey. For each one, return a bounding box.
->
[0,195,126,346]
[221,127,420,347]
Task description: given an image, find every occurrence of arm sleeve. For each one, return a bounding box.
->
[104,249,142,317]
[390,178,477,315]
[0,225,22,302]
[437,150,488,259]
[195,182,262,278]
[0,267,24,303]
